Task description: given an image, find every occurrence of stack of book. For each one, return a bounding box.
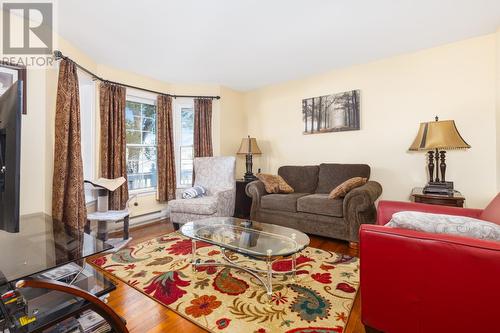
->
[42,310,110,333]
[77,310,111,333]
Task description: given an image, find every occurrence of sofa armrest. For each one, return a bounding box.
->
[213,187,236,216]
[246,180,267,219]
[343,180,383,242]
[360,224,500,333]
[377,200,484,226]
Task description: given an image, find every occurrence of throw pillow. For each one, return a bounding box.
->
[387,211,500,242]
[256,173,294,194]
[182,185,207,199]
[328,177,367,199]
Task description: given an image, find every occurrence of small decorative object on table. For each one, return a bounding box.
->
[411,187,465,207]
[236,135,262,181]
[409,116,470,195]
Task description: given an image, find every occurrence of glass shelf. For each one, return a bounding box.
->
[1,265,115,333]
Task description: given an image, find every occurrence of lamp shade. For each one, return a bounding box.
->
[237,136,262,155]
[409,120,471,151]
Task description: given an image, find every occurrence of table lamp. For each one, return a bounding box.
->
[409,116,470,194]
[237,136,262,181]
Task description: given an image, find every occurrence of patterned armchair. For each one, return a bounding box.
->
[169,156,236,229]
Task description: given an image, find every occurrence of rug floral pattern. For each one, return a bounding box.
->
[90,232,359,333]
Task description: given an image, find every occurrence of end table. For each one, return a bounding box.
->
[411,187,465,207]
[234,179,252,219]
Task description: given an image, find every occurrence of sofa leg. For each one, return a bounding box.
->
[349,241,359,249]
[173,222,180,231]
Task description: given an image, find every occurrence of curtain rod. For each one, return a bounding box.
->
[53,50,221,100]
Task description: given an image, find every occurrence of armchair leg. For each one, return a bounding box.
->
[349,241,359,249]
[173,222,180,231]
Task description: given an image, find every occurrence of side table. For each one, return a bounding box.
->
[411,187,465,207]
[234,179,252,219]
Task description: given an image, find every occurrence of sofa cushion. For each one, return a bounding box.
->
[479,193,500,225]
[168,196,217,215]
[387,211,500,241]
[297,194,344,217]
[278,166,319,193]
[256,173,294,194]
[316,163,371,194]
[329,177,367,199]
[261,193,309,213]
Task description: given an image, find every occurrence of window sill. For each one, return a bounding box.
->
[129,188,157,197]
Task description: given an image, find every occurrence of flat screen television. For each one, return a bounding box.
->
[0,80,22,233]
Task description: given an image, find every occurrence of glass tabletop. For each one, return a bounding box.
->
[181,217,310,258]
[0,213,112,283]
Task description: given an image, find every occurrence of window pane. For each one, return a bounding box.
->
[126,130,141,144]
[125,98,157,191]
[180,146,193,186]
[181,108,194,146]
[126,102,142,130]
[142,103,155,118]
[142,117,155,132]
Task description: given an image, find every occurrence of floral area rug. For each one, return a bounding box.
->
[89,232,359,333]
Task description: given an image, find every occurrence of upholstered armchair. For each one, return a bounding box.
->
[169,156,236,230]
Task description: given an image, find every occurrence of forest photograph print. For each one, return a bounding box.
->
[302,90,360,134]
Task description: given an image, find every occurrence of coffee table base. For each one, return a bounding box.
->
[190,239,298,298]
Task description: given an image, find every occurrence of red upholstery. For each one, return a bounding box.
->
[376,200,483,225]
[361,198,500,333]
[480,193,500,225]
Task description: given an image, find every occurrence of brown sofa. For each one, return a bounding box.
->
[246,164,382,245]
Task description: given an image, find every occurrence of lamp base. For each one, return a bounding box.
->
[243,173,258,182]
[423,181,454,195]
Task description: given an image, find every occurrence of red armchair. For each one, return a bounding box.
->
[360,195,500,333]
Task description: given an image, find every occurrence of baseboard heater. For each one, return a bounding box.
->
[105,209,168,232]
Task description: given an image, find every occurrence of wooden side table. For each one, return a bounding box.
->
[411,187,465,207]
[234,179,252,219]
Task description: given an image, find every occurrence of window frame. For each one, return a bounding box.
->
[173,98,195,189]
[78,70,96,204]
[125,90,158,194]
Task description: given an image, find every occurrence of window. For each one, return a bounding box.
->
[125,95,157,191]
[174,100,195,187]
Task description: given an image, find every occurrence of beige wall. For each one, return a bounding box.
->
[219,87,247,178]
[243,34,498,208]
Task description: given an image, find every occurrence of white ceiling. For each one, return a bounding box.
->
[57,0,500,91]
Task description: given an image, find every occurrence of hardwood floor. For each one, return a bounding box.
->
[99,220,366,333]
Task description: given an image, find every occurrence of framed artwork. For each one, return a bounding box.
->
[302,89,360,134]
[0,62,27,114]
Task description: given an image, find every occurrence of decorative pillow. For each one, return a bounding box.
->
[182,185,207,199]
[387,211,500,242]
[328,177,367,199]
[256,173,294,194]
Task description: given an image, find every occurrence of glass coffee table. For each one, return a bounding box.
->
[180,217,310,297]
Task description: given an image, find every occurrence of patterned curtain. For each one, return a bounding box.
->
[156,95,176,201]
[193,98,213,157]
[99,82,128,210]
[52,59,87,230]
